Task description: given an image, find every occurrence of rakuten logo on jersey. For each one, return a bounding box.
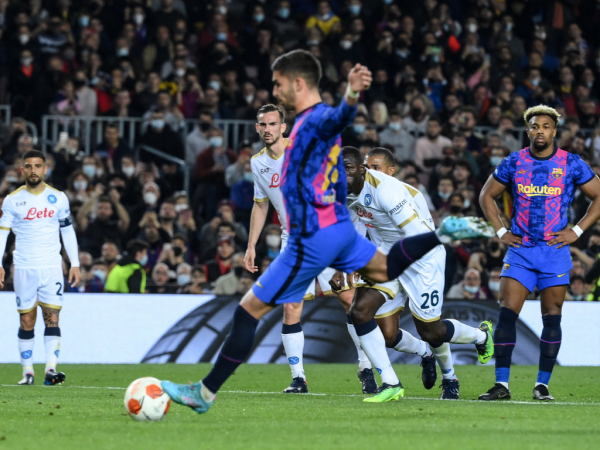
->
[24,207,56,220]
[356,206,373,219]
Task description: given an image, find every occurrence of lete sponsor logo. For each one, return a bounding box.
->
[24,207,56,220]
[355,206,373,219]
[269,173,280,188]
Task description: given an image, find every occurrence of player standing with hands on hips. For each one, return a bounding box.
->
[479,105,600,401]
[0,150,81,386]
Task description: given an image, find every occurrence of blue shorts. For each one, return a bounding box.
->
[253,219,378,304]
[501,244,572,293]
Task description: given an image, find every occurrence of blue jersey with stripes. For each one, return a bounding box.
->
[281,100,357,236]
[493,146,595,246]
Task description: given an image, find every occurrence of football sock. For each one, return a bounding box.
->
[346,315,372,370]
[203,305,259,394]
[537,315,562,387]
[18,328,34,376]
[443,319,486,344]
[200,382,216,403]
[387,232,442,280]
[44,327,61,374]
[430,342,456,380]
[391,328,430,358]
[282,322,305,380]
[494,307,519,387]
[354,319,399,386]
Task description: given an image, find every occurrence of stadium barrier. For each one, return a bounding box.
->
[0,292,598,366]
[135,144,191,193]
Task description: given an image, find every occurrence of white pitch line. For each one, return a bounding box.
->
[2,384,598,406]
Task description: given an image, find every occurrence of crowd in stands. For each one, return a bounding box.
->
[1,0,600,300]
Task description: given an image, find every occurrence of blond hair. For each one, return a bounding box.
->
[523,104,561,127]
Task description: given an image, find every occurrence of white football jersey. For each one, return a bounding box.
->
[348,169,435,253]
[251,143,288,239]
[0,184,72,268]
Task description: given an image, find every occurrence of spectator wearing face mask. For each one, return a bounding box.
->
[230,161,255,226]
[159,233,192,270]
[81,155,106,186]
[256,225,283,261]
[225,148,252,188]
[447,268,487,299]
[213,253,248,295]
[431,175,455,212]
[305,1,341,37]
[65,170,92,204]
[487,267,502,301]
[179,265,211,294]
[139,110,185,166]
[86,259,109,293]
[175,262,193,291]
[402,95,430,137]
[378,111,415,161]
[341,112,370,148]
[185,112,213,166]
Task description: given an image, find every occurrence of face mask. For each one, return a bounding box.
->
[90,76,99,86]
[79,16,90,27]
[505,23,512,32]
[174,203,188,213]
[489,281,500,292]
[96,168,104,177]
[306,40,320,46]
[175,68,186,77]
[216,6,228,15]
[464,284,479,294]
[349,5,361,15]
[266,234,281,248]
[208,80,221,91]
[411,107,423,119]
[177,274,191,286]
[216,32,228,41]
[353,124,366,134]
[151,119,165,130]
[383,0,393,4]
[19,34,29,45]
[467,23,477,33]
[389,122,401,131]
[277,8,290,19]
[21,57,32,66]
[138,255,148,266]
[571,294,583,301]
[133,13,144,25]
[320,13,331,21]
[489,241,500,252]
[210,136,223,147]
[490,156,503,167]
[93,270,106,282]
[6,176,18,183]
[82,165,96,178]
[244,94,254,104]
[464,199,471,209]
[233,266,245,278]
[117,48,129,57]
[438,190,452,200]
[530,78,540,87]
[45,168,53,178]
[539,32,547,40]
[244,172,255,183]
[449,205,462,214]
[173,246,183,257]
[122,166,135,177]
[254,14,264,23]
[144,192,158,205]
[340,40,352,50]
[74,180,88,191]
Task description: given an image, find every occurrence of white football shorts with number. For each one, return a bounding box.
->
[348,169,446,322]
[0,185,72,313]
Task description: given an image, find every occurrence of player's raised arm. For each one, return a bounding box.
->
[479,176,522,248]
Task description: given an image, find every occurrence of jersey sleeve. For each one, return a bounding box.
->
[251,160,268,202]
[315,99,357,141]
[377,184,428,234]
[0,197,15,231]
[570,154,596,186]
[57,193,73,227]
[492,154,512,185]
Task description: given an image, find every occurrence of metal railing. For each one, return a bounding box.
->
[135,144,190,194]
[41,115,258,155]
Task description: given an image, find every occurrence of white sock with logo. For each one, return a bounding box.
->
[282,323,305,380]
[44,328,61,373]
[346,316,372,370]
[18,328,35,376]
[431,343,456,380]
[356,321,399,386]
[393,329,430,358]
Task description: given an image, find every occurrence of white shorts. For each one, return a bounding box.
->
[355,246,446,321]
[14,267,65,313]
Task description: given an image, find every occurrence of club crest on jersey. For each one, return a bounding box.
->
[47,194,57,204]
[364,194,372,206]
[503,264,510,271]
[552,168,564,179]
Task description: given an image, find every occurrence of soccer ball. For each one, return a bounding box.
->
[124,377,171,421]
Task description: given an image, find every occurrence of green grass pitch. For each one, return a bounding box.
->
[0,364,599,450]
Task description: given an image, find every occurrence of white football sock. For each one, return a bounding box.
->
[44,334,61,373]
[282,331,305,380]
[431,343,456,380]
[393,329,430,358]
[200,382,216,402]
[447,319,486,345]
[498,381,509,388]
[346,323,372,370]
[357,326,399,385]
[18,337,34,376]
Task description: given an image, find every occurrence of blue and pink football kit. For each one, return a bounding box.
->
[493,146,595,292]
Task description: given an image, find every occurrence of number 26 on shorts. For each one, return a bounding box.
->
[420,290,439,309]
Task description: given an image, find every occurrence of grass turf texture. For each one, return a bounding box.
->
[0,364,599,450]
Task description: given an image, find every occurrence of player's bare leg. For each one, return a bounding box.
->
[282,301,308,393]
[533,285,568,401]
[17,308,37,385]
[40,306,65,385]
[479,277,529,401]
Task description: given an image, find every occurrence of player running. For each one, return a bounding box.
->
[0,150,81,386]
[479,105,600,401]
[162,49,493,413]
[244,104,378,394]
[331,147,493,400]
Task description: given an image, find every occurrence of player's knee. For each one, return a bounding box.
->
[349,302,371,325]
[383,331,398,348]
[19,314,35,330]
[415,322,444,343]
[282,302,302,323]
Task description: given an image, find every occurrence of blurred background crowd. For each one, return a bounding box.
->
[1,0,600,300]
